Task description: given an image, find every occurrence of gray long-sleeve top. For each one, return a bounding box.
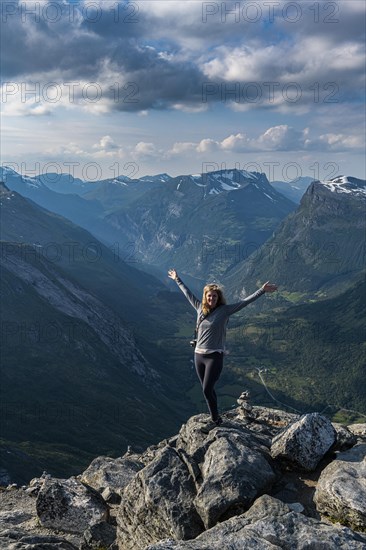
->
[175,277,265,353]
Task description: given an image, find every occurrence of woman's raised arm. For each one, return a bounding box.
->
[168,269,201,311]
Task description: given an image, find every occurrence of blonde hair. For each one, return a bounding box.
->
[202,283,226,315]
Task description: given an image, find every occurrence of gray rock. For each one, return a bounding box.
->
[0,510,33,525]
[101,486,121,504]
[348,424,366,438]
[116,446,204,549]
[287,502,305,513]
[175,415,214,463]
[314,443,366,531]
[249,406,300,428]
[79,455,144,497]
[146,495,366,550]
[0,528,77,549]
[333,423,358,451]
[81,521,116,549]
[36,477,108,534]
[194,428,276,528]
[271,413,336,470]
[176,415,271,465]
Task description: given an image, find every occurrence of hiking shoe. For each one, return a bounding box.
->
[200,416,223,434]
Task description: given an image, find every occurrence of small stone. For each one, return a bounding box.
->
[287,502,305,513]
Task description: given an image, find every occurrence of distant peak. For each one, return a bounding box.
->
[318,176,366,198]
[140,173,172,182]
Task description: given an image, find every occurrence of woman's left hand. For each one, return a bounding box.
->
[261,281,278,293]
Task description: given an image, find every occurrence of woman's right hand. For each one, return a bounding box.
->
[168,269,178,281]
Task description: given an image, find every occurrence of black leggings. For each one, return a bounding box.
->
[194,352,224,421]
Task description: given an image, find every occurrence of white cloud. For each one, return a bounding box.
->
[132,141,164,160]
[196,138,220,153]
[169,142,197,155]
[315,133,365,151]
[93,135,119,150]
[220,133,251,152]
[163,125,364,157]
[257,126,307,151]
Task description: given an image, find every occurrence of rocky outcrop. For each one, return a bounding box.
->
[117,446,204,549]
[36,477,109,534]
[271,412,336,470]
[1,405,366,549]
[146,495,366,550]
[314,443,366,531]
[0,530,78,549]
[79,455,144,502]
[187,418,275,529]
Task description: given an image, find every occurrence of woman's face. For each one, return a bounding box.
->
[206,291,219,309]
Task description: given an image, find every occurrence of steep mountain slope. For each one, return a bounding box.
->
[0,167,104,233]
[223,275,366,417]
[0,182,161,322]
[0,183,195,481]
[2,167,296,283]
[225,176,366,300]
[98,169,296,282]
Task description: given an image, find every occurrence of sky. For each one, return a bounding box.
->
[1,0,365,182]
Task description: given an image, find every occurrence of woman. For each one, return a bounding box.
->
[168,269,277,432]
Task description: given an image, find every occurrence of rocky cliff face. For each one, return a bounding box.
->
[1,402,365,549]
[225,176,366,298]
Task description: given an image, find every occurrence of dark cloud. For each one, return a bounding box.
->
[1,0,364,112]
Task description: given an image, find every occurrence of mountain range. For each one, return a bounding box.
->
[0,167,297,286]
[224,175,366,300]
[1,166,365,483]
[0,182,196,482]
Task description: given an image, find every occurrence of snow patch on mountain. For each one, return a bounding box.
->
[320,176,366,198]
[140,173,171,183]
[112,179,129,186]
[221,182,240,191]
[263,192,276,202]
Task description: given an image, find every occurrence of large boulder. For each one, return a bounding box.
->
[117,446,204,549]
[146,495,366,549]
[79,455,144,498]
[176,415,272,464]
[36,477,108,534]
[193,428,276,528]
[314,443,366,531]
[117,416,279,547]
[271,413,336,470]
